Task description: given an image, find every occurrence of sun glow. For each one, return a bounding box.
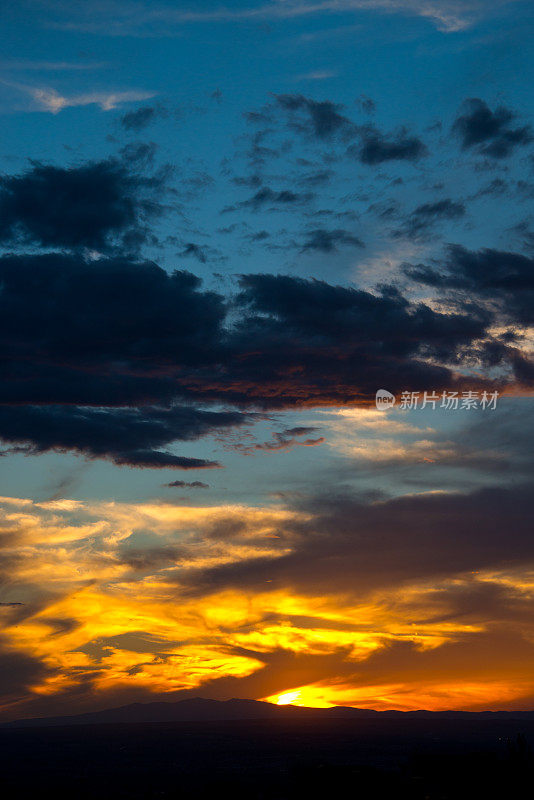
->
[276,691,302,706]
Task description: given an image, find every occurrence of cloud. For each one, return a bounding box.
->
[0,154,527,473]
[297,169,334,187]
[294,70,338,82]
[245,94,427,171]
[232,426,325,454]
[404,244,534,326]
[0,252,506,415]
[237,186,314,211]
[165,481,210,489]
[471,178,509,199]
[395,198,466,239]
[44,0,519,36]
[301,228,365,252]
[182,483,534,597]
[274,94,355,139]
[0,486,533,717]
[319,404,530,474]
[8,82,155,113]
[0,405,248,469]
[0,253,507,469]
[228,272,493,405]
[120,104,166,131]
[0,253,226,404]
[403,245,534,386]
[351,125,427,164]
[356,94,376,114]
[178,243,211,263]
[0,60,107,71]
[0,249,242,469]
[0,639,54,706]
[453,98,533,159]
[441,402,534,475]
[0,157,167,251]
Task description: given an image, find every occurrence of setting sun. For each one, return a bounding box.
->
[275,691,302,706]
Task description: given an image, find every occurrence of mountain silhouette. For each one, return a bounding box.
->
[5,697,534,728]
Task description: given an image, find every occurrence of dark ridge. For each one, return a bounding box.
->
[5,696,534,728]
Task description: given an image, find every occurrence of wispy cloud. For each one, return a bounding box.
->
[0,60,108,71]
[42,0,520,36]
[5,81,156,113]
[294,70,338,82]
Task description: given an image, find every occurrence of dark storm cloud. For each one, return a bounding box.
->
[404,244,534,326]
[301,228,364,252]
[453,99,533,159]
[0,157,167,252]
[237,273,485,355]
[178,483,534,597]
[351,125,427,164]
[0,250,507,421]
[274,94,355,140]
[217,273,495,407]
[0,639,53,701]
[0,253,227,408]
[253,94,427,168]
[0,248,266,467]
[0,151,523,472]
[396,198,466,239]
[0,405,247,469]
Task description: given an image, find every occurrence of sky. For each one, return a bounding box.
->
[0,0,533,720]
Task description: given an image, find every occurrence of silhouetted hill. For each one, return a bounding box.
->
[5,696,534,728]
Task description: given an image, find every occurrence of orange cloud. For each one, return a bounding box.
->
[1,495,534,718]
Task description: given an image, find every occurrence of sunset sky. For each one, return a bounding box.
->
[0,0,533,721]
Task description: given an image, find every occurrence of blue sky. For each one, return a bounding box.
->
[1,0,532,503]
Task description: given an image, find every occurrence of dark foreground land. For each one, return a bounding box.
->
[1,716,534,798]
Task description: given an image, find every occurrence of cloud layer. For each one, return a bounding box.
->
[1,483,534,719]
